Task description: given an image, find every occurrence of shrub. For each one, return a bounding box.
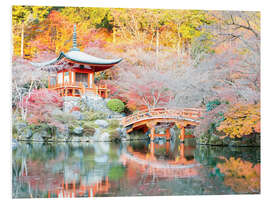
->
[217,103,260,138]
[107,99,125,113]
[108,120,120,129]
[83,111,108,121]
[82,122,96,137]
[206,99,221,112]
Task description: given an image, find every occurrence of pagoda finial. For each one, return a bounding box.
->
[70,24,80,51]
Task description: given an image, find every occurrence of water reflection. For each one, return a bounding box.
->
[12,140,260,198]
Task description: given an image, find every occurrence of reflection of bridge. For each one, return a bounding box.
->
[121,108,205,142]
[120,143,201,179]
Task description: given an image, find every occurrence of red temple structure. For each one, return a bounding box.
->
[31,25,122,98]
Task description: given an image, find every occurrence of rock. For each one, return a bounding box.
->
[71,111,83,120]
[15,122,27,134]
[12,139,18,150]
[71,136,81,142]
[41,131,52,139]
[20,128,32,140]
[63,97,80,112]
[120,128,128,138]
[32,132,44,142]
[109,130,121,142]
[70,136,90,142]
[94,120,109,128]
[56,128,69,140]
[73,127,83,135]
[96,132,110,142]
[93,128,101,137]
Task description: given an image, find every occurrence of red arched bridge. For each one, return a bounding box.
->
[121,107,205,142]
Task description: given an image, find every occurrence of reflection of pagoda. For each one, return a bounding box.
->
[48,177,110,198]
[18,160,111,198]
[120,142,201,179]
[32,25,122,98]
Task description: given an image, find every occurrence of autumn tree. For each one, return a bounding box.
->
[108,67,174,111]
[12,58,48,120]
[12,5,52,58]
[19,89,64,130]
[217,103,260,138]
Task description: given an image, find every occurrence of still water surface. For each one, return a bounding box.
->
[12,139,260,198]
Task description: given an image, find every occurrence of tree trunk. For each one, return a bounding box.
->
[155,29,159,69]
[21,23,24,58]
[113,20,116,44]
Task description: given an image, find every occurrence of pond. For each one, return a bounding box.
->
[12,139,260,198]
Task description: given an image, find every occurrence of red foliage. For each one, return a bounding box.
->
[70,106,80,112]
[20,89,63,128]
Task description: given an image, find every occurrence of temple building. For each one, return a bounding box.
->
[31,25,122,98]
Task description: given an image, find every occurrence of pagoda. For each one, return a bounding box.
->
[31,25,122,98]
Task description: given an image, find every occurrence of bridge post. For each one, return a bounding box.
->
[150,141,155,157]
[175,122,186,143]
[165,128,170,141]
[146,121,157,141]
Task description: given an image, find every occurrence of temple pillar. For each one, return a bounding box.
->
[72,88,75,97]
[88,73,90,88]
[62,70,64,85]
[69,70,72,85]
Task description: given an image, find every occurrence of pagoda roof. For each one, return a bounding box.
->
[31,50,122,67]
[31,25,122,71]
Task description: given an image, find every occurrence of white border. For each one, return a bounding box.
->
[1,0,269,203]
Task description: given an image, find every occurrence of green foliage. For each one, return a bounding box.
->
[108,119,120,129]
[107,99,125,113]
[82,111,108,121]
[206,99,221,112]
[53,111,76,124]
[68,120,81,132]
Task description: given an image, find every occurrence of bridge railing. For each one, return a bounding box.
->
[121,107,205,127]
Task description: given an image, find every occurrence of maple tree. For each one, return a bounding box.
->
[217,103,260,138]
[109,67,174,111]
[19,89,64,130]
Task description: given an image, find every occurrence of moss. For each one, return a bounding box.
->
[82,111,108,121]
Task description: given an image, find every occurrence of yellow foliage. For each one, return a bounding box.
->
[217,103,260,138]
[217,157,260,193]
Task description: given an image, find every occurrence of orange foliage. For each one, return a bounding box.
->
[217,157,260,193]
[217,103,260,138]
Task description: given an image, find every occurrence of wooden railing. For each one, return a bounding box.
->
[48,81,108,98]
[121,107,205,127]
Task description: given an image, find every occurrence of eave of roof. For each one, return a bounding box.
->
[31,50,122,68]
